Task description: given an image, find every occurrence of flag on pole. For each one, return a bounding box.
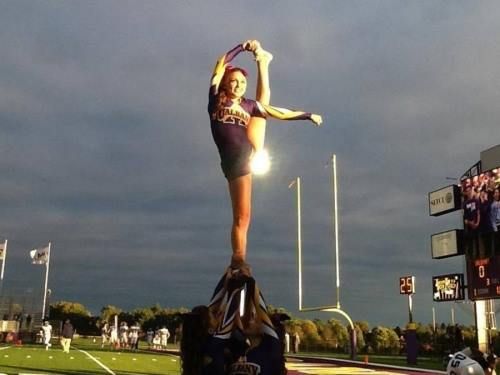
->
[30,245,49,265]
[0,242,5,261]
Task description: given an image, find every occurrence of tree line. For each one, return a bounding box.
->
[49,301,500,355]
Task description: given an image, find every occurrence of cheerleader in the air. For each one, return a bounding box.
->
[208,40,322,274]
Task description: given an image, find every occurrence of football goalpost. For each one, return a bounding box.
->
[289,155,356,359]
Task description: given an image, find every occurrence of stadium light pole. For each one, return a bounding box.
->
[0,237,7,282]
[432,307,436,332]
[0,237,7,302]
[41,242,51,320]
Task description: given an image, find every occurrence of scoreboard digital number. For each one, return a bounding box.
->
[399,276,415,295]
[467,255,500,300]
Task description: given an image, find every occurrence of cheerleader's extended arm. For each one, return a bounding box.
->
[259,103,323,126]
[210,44,246,94]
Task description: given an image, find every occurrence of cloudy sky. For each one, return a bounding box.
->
[1,0,499,327]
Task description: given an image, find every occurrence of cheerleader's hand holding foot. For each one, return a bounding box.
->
[242,39,273,63]
[242,39,260,52]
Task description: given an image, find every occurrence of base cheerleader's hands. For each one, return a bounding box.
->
[310,114,323,127]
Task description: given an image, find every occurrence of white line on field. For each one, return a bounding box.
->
[0,346,10,351]
[78,349,116,375]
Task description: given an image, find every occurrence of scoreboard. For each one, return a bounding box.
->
[432,273,465,302]
[399,276,415,295]
[467,255,500,300]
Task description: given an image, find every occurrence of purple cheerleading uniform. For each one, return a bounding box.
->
[209,93,265,180]
[208,45,266,180]
[208,44,312,180]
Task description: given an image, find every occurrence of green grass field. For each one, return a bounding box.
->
[1,339,447,375]
[0,340,448,375]
[0,337,180,375]
[4,338,481,374]
[288,351,446,371]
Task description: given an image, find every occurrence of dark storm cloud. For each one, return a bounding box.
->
[1,1,499,325]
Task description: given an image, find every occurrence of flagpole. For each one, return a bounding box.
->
[0,239,7,281]
[0,240,7,301]
[41,242,51,320]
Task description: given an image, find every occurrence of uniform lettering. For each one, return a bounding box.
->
[229,362,261,375]
[212,106,251,128]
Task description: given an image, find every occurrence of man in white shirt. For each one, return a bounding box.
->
[119,322,129,349]
[129,322,140,351]
[159,326,170,350]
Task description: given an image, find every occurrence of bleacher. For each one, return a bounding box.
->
[0,286,43,333]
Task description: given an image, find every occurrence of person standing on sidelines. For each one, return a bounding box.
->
[159,325,170,350]
[60,319,74,353]
[146,327,154,349]
[129,322,140,351]
[293,332,301,354]
[153,330,161,350]
[284,332,290,353]
[41,320,52,350]
[101,322,109,348]
[119,321,129,349]
[110,324,119,349]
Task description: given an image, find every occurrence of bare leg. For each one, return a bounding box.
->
[255,49,272,104]
[228,174,252,266]
[248,49,272,152]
